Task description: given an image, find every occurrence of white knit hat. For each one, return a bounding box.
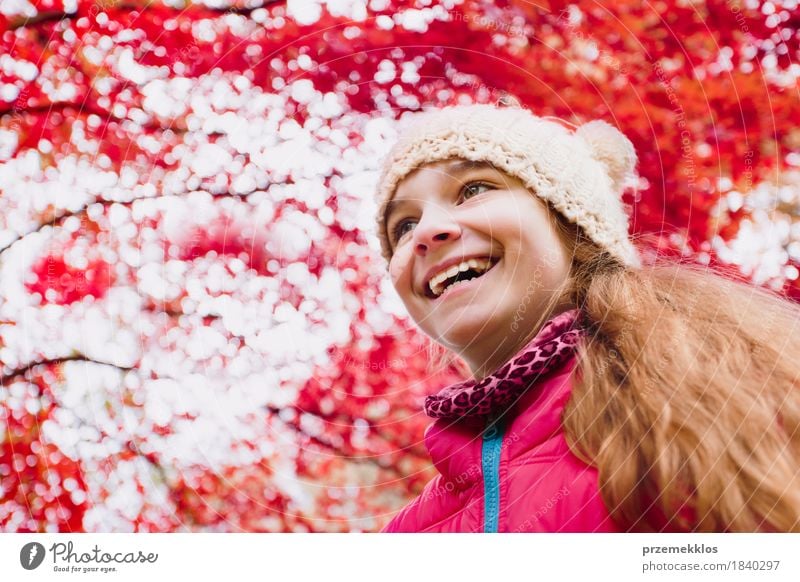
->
[374,102,641,269]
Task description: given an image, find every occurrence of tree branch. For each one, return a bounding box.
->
[2,355,417,477]
[8,10,76,30]
[265,404,429,467]
[0,189,251,259]
[0,353,134,386]
[8,1,288,31]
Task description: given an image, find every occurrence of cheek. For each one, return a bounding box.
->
[522,234,570,286]
[388,245,414,292]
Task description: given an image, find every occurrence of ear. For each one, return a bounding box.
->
[576,120,637,192]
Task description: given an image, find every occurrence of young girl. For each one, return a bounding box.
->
[373,101,800,533]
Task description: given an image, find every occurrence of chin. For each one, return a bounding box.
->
[430,313,509,354]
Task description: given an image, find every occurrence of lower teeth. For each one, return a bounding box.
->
[435,260,499,297]
[441,276,476,295]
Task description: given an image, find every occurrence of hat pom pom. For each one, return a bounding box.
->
[576,120,637,192]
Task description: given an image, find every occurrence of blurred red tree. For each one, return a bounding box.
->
[1,0,798,531]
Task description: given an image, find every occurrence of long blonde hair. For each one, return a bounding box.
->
[425,204,800,532]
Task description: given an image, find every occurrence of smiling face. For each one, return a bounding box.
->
[384,158,575,379]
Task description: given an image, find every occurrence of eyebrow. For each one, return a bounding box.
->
[383,160,497,222]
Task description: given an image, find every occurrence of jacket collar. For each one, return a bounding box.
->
[422,309,586,487]
[424,349,580,489]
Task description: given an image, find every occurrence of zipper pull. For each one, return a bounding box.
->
[483,411,502,440]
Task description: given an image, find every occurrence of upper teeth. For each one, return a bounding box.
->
[428,258,494,297]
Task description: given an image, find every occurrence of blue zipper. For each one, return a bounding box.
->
[481,412,506,533]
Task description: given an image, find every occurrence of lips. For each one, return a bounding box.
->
[424,257,501,300]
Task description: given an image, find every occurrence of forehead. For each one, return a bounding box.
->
[397,159,495,191]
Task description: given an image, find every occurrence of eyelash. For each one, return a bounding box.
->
[391,181,493,245]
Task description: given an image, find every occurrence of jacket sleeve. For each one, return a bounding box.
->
[380,475,443,532]
[380,491,426,532]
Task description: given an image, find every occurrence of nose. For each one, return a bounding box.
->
[412,207,461,256]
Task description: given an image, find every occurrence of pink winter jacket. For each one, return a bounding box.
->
[381,353,620,533]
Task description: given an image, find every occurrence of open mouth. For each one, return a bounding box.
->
[424,256,501,300]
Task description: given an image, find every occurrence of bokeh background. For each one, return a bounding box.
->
[1,0,799,532]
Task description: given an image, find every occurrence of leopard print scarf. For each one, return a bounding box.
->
[424,308,586,419]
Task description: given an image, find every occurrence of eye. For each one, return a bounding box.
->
[392,218,417,245]
[461,181,493,200]
[389,182,493,248]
